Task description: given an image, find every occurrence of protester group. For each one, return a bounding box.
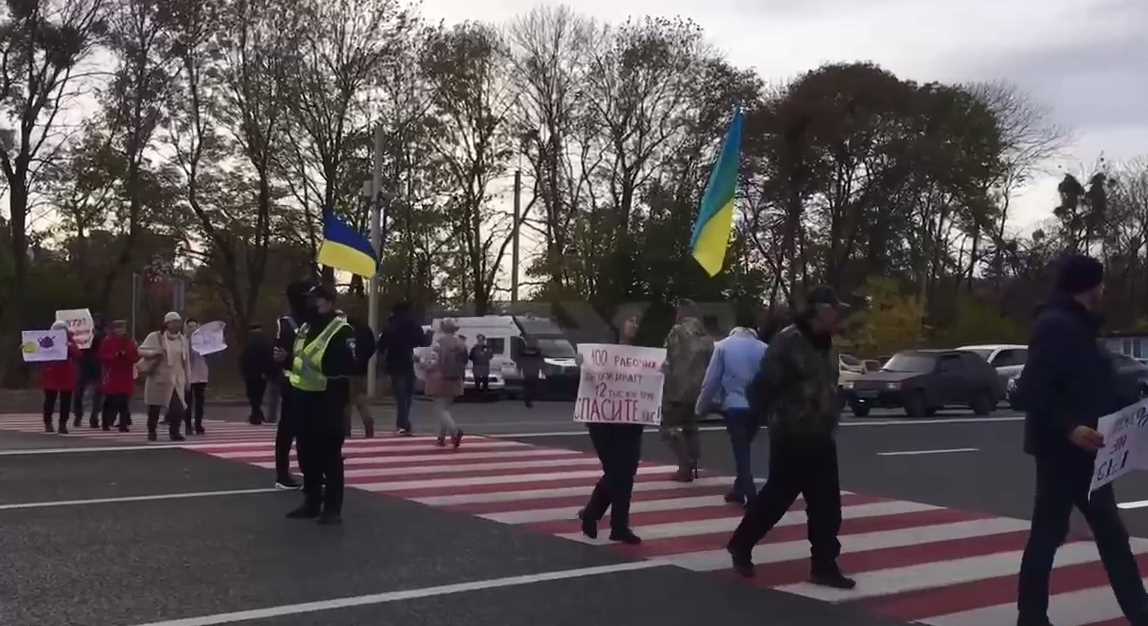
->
[20,253,1148,624]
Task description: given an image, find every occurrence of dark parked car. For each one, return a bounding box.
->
[843,349,1002,417]
[1007,352,1148,410]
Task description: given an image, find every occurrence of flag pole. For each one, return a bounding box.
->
[367,124,384,399]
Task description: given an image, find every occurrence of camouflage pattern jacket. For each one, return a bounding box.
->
[662,317,714,406]
[751,322,840,440]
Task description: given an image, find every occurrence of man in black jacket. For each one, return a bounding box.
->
[1017,254,1148,626]
[377,301,426,435]
[270,280,311,490]
[240,324,274,425]
[346,316,378,438]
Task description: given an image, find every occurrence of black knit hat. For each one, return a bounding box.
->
[1055,254,1104,295]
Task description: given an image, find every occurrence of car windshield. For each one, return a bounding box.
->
[967,349,993,360]
[883,353,937,373]
[840,354,861,366]
[536,338,576,358]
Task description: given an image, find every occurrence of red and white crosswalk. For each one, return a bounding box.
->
[2,412,1141,626]
[0,413,291,446]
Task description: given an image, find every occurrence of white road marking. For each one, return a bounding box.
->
[923,579,1148,626]
[131,561,668,626]
[0,488,280,511]
[1119,499,1148,510]
[342,457,605,479]
[877,448,980,457]
[410,477,734,506]
[356,465,680,492]
[670,517,1032,571]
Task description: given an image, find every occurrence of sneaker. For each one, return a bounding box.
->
[147,431,157,442]
[101,425,111,432]
[195,426,205,435]
[435,436,446,447]
[396,428,412,437]
[451,429,464,449]
[810,568,856,590]
[118,426,130,433]
[58,424,69,435]
[275,479,302,490]
[727,545,755,578]
[44,423,54,433]
[89,420,99,429]
[170,433,186,442]
[608,529,642,545]
[285,505,320,519]
[724,492,746,506]
[316,511,342,525]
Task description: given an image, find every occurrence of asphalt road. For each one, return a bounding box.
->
[1,400,1143,625]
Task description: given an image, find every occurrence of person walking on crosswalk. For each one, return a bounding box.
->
[660,299,714,482]
[277,284,356,525]
[426,319,466,448]
[99,320,138,432]
[138,312,192,442]
[695,320,767,508]
[726,286,854,589]
[1016,254,1148,626]
[577,314,644,545]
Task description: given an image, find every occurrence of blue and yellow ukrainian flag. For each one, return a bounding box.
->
[317,211,378,278]
[690,109,744,277]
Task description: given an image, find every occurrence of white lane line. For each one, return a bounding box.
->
[670,518,1031,572]
[559,500,937,544]
[779,539,1148,603]
[0,488,280,511]
[0,444,189,456]
[131,560,668,626]
[923,579,1146,626]
[877,448,980,457]
[1119,500,1148,510]
[410,477,734,506]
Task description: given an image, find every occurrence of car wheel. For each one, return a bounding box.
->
[971,392,994,417]
[850,401,870,417]
[903,391,926,418]
[1139,384,1148,400]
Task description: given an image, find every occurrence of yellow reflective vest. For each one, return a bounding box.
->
[287,318,349,392]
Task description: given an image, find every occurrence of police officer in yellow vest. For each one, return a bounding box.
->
[274,284,356,525]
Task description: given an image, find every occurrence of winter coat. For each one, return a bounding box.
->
[1017,293,1120,461]
[351,322,378,377]
[138,331,191,407]
[240,332,275,380]
[41,342,81,392]
[77,329,105,382]
[750,321,840,441]
[517,345,544,380]
[662,318,714,405]
[695,328,768,415]
[378,314,428,376]
[426,334,467,398]
[188,346,209,385]
[99,335,139,396]
[470,344,494,376]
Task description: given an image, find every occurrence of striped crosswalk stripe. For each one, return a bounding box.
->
[6,414,1142,626]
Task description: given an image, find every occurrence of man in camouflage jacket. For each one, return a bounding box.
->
[661,300,714,482]
[726,286,855,590]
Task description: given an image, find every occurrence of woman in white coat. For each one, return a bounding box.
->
[138,312,191,441]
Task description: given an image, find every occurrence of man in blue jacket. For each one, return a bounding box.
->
[1017,254,1148,626]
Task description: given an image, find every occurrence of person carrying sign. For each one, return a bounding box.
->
[73,316,105,429]
[726,287,854,589]
[1016,255,1148,626]
[276,284,356,525]
[577,315,645,545]
[185,319,210,435]
[40,321,81,434]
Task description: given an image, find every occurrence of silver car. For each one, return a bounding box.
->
[958,344,1027,392]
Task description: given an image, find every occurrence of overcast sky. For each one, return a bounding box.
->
[422,0,1148,233]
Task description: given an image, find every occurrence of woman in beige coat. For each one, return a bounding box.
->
[425,319,466,448]
[138,312,191,442]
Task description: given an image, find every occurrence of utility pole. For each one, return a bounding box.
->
[366,124,385,399]
[511,169,521,305]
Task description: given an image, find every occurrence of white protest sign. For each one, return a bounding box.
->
[573,343,667,426]
[20,330,68,363]
[1090,397,1148,493]
[55,308,94,349]
[191,321,228,355]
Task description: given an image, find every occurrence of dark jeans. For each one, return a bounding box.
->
[1018,454,1148,624]
[187,383,206,431]
[147,395,185,440]
[295,390,347,515]
[43,390,73,429]
[245,377,267,424]
[523,376,539,407]
[101,394,131,430]
[728,435,842,571]
[724,408,761,501]
[275,385,299,482]
[583,423,644,532]
[73,376,101,426]
[391,373,414,431]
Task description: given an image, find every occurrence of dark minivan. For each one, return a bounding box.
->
[843,350,1002,417]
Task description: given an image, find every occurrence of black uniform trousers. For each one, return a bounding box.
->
[275,384,299,482]
[245,377,267,424]
[728,434,842,571]
[294,386,347,515]
[1018,453,1148,624]
[582,423,644,532]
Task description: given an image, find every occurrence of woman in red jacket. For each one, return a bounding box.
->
[41,321,81,434]
[100,319,139,432]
